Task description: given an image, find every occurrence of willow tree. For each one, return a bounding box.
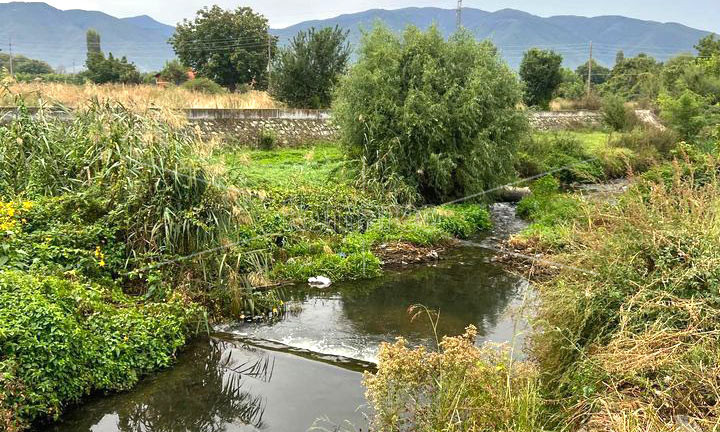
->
[334,25,527,204]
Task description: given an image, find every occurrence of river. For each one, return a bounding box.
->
[44,203,529,432]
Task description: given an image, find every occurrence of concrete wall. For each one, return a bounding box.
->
[529,110,604,130]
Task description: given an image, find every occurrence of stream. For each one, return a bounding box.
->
[45,203,529,432]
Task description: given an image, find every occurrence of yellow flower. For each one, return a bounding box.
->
[7,208,14,217]
[272,307,279,314]
[22,201,33,211]
[99,260,106,267]
[45,237,52,242]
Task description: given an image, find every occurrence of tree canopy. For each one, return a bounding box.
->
[170,5,275,90]
[519,48,564,108]
[334,25,527,204]
[271,26,351,108]
[575,59,610,85]
[84,29,141,84]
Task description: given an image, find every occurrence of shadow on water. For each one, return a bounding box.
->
[44,337,369,432]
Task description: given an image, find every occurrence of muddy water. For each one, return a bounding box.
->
[47,204,529,432]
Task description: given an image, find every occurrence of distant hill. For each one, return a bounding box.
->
[272,7,712,69]
[0,2,712,73]
[0,2,174,71]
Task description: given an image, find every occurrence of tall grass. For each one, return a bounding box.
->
[1,82,279,110]
[532,163,720,430]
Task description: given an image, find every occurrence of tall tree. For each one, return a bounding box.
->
[272,26,350,108]
[334,25,526,204]
[519,48,563,108]
[84,30,140,84]
[615,50,625,66]
[170,5,276,91]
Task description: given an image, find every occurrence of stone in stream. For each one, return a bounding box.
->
[308,276,332,289]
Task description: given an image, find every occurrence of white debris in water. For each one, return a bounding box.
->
[308,276,332,289]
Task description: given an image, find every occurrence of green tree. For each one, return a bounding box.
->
[84,30,141,84]
[0,54,53,75]
[170,5,275,91]
[615,50,625,66]
[272,26,350,108]
[602,94,635,132]
[519,48,563,108]
[159,59,190,85]
[659,90,706,140]
[575,59,610,85]
[695,34,720,58]
[554,67,584,100]
[603,53,662,100]
[334,25,527,204]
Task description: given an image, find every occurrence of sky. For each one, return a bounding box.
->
[38,0,720,32]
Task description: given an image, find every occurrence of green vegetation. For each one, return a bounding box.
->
[0,271,200,431]
[180,77,226,94]
[170,6,275,90]
[84,30,141,84]
[0,53,53,75]
[520,48,564,108]
[334,24,526,204]
[272,26,351,108]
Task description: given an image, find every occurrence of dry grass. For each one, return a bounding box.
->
[1,82,280,110]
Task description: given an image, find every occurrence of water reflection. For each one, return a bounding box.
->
[223,246,528,362]
[46,338,367,432]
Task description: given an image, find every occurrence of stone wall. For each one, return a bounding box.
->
[186,109,338,146]
[529,110,604,130]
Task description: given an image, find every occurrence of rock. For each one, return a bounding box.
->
[308,276,332,289]
[426,250,439,260]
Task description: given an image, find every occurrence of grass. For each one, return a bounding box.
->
[0,82,279,110]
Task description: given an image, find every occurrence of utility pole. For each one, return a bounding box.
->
[267,32,272,90]
[8,36,14,77]
[586,41,593,98]
[456,0,463,31]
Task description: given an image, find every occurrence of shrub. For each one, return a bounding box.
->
[601,94,637,131]
[0,271,200,429]
[659,89,706,140]
[257,128,277,150]
[365,324,544,432]
[334,25,527,204]
[181,77,226,94]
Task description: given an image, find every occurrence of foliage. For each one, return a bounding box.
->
[519,48,564,108]
[601,94,636,132]
[0,53,53,75]
[532,171,720,430]
[695,34,720,58]
[84,30,141,85]
[0,271,201,430]
[0,103,233,285]
[659,89,706,140]
[180,77,226,94]
[334,24,527,204]
[272,26,350,109]
[515,133,605,184]
[602,53,661,101]
[554,68,585,101]
[575,59,610,86]
[159,59,190,85]
[171,5,275,90]
[365,324,544,432]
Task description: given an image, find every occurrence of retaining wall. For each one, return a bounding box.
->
[1,108,659,146]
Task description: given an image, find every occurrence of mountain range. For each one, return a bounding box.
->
[0,2,712,72]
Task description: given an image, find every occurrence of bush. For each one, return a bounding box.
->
[334,25,527,204]
[0,271,200,430]
[602,94,637,131]
[659,89,706,141]
[257,129,277,150]
[365,324,543,432]
[181,77,226,94]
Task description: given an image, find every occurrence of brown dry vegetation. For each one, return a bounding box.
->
[0,82,279,110]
